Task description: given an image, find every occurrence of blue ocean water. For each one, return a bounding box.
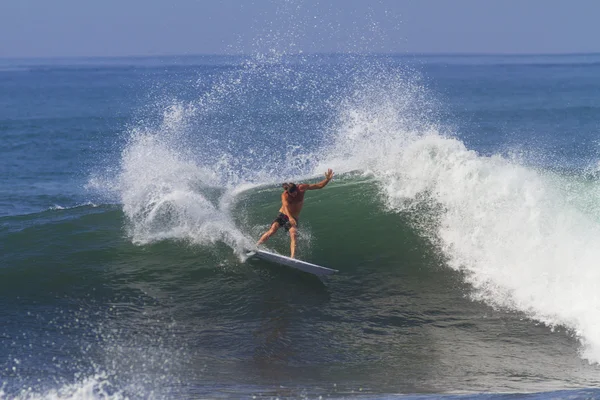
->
[2,54,600,399]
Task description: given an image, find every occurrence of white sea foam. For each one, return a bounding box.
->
[0,374,127,400]
[320,71,600,364]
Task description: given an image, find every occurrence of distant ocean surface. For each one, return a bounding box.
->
[2,53,600,399]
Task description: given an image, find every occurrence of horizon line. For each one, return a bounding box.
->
[2,51,600,61]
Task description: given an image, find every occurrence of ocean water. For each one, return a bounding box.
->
[2,53,600,399]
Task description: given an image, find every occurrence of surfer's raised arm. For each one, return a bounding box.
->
[299,169,334,191]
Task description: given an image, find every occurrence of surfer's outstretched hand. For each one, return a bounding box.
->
[325,169,334,181]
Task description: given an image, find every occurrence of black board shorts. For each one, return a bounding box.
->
[273,213,298,231]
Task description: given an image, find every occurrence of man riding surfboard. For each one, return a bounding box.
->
[257,169,334,258]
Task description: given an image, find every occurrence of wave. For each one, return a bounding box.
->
[319,75,600,364]
[80,53,600,366]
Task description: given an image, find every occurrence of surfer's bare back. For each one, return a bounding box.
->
[257,169,334,258]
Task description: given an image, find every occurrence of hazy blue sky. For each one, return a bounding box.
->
[1,0,599,58]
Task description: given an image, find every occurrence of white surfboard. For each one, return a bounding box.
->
[246,249,338,276]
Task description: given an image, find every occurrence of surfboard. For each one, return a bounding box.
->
[246,249,338,276]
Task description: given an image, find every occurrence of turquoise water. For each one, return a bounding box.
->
[2,54,600,399]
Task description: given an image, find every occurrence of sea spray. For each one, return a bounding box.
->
[320,69,600,363]
[112,56,341,253]
[118,127,253,252]
[101,51,600,364]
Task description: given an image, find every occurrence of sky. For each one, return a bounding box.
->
[1,0,599,58]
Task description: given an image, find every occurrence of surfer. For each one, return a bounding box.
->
[257,169,334,258]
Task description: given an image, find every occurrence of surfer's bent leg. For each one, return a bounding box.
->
[289,226,298,259]
[258,222,280,245]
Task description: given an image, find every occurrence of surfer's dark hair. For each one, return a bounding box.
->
[283,182,298,193]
